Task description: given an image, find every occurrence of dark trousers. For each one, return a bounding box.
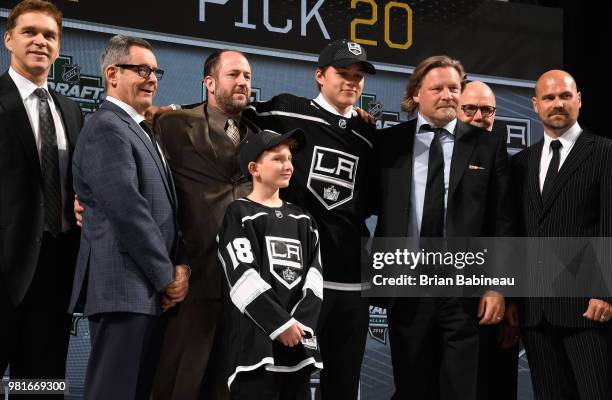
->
[388,297,480,400]
[152,298,229,400]
[230,367,311,400]
[317,288,369,400]
[85,312,164,400]
[477,325,519,400]
[522,320,612,400]
[0,232,76,400]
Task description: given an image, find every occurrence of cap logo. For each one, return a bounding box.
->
[347,42,362,56]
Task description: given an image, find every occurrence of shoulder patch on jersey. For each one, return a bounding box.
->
[307,146,359,210]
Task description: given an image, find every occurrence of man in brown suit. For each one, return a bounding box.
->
[151,49,258,400]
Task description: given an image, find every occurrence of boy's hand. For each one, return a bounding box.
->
[277,322,305,347]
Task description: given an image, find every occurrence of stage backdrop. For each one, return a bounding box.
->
[1,1,561,398]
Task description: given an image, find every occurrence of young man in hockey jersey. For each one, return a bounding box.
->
[217,128,323,400]
[243,39,377,399]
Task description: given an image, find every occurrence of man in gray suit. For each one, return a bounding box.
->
[69,35,189,399]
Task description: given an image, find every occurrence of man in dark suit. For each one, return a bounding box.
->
[373,56,513,399]
[459,81,520,400]
[150,49,257,400]
[512,69,612,399]
[0,0,82,386]
[69,35,189,399]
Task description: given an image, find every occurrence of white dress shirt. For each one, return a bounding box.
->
[409,114,457,237]
[313,93,356,118]
[539,122,582,192]
[9,67,70,232]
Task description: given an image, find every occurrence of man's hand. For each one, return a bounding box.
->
[499,302,520,349]
[74,194,84,227]
[162,265,190,311]
[354,107,376,125]
[477,290,505,325]
[145,105,174,125]
[583,298,612,322]
[277,322,305,347]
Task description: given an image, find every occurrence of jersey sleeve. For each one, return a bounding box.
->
[291,216,323,336]
[244,94,301,133]
[217,205,295,340]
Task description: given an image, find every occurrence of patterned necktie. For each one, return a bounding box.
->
[420,125,445,237]
[35,88,61,236]
[225,118,240,145]
[542,139,562,200]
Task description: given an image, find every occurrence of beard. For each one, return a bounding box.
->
[215,86,250,115]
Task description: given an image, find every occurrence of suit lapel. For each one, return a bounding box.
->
[103,101,175,207]
[0,73,42,181]
[528,140,544,214]
[448,121,477,202]
[184,104,217,161]
[541,131,594,214]
[394,120,416,219]
[50,91,80,153]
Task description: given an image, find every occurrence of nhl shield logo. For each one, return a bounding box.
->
[275,210,283,218]
[347,42,362,56]
[338,119,347,129]
[62,63,81,84]
[266,236,303,289]
[368,306,389,344]
[308,146,359,210]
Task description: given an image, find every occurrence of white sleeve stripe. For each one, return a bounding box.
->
[288,214,310,220]
[227,357,275,388]
[269,317,297,340]
[241,212,268,224]
[350,129,373,148]
[230,269,272,313]
[303,267,323,300]
[247,107,331,126]
[290,298,303,315]
[310,226,319,245]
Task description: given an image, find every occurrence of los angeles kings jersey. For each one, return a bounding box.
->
[217,198,323,387]
[244,94,376,289]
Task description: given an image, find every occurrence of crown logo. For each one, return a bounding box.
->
[323,185,340,201]
[348,42,362,55]
[282,267,297,282]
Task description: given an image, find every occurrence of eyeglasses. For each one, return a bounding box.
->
[115,64,164,80]
[461,104,496,117]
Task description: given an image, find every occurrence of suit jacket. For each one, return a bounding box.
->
[69,100,187,317]
[512,129,612,328]
[374,119,513,238]
[154,103,257,299]
[0,71,82,311]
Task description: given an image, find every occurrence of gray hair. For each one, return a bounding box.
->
[100,35,153,87]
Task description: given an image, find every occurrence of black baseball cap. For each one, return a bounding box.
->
[240,129,306,178]
[318,39,376,74]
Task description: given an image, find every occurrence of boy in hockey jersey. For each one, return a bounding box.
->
[217,129,323,400]
[243,39,377,399]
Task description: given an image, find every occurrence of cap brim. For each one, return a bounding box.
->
[330,59,376,74]
[267,128,306,153]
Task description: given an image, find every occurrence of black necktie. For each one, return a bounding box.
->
[35,88,61,236]
[139,121,165,166]
[420,125,445,237]
[542,139,562,200]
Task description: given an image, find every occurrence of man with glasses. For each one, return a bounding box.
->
[458,81,520,400]
[458,81,497,132]
[68,35,189,399]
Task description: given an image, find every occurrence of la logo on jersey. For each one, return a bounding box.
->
[308,146,359,209]
[266,236,303,289]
